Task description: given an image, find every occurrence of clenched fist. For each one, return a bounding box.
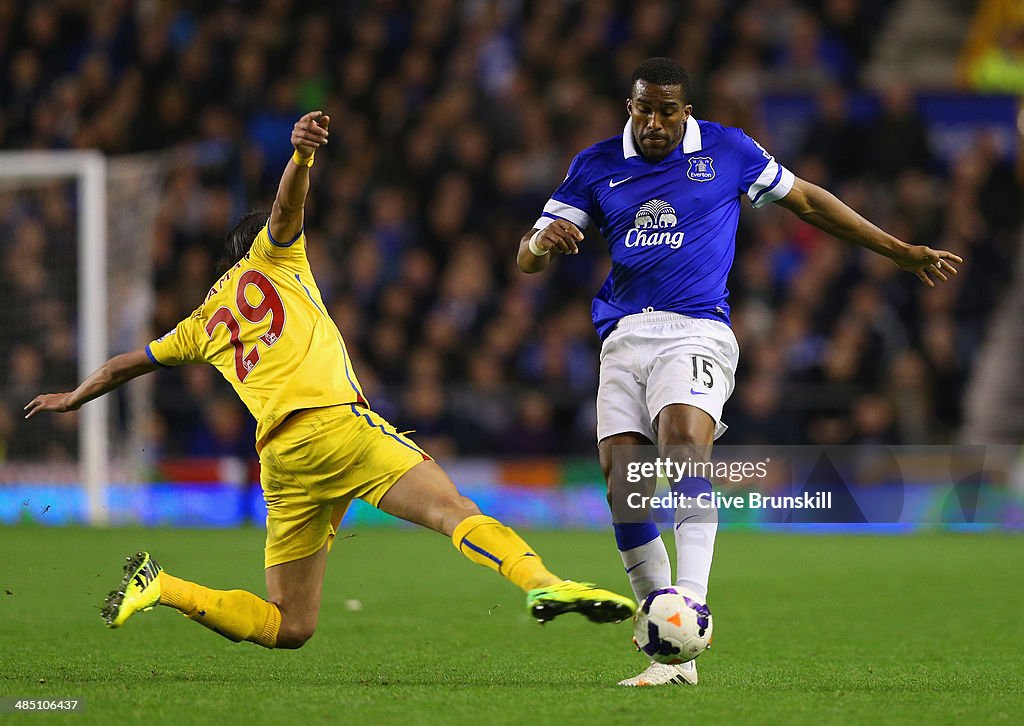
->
[292,111,330,158]
[532,219,583,255]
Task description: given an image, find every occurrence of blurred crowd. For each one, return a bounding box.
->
[1,0,1021,463]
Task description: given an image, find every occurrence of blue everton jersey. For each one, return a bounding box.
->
[534,119,794,339]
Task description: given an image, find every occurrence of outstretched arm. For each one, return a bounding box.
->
[269,110,330,244]
[774,177,963,287]
[24,349,157,419]
[516,220,583,273]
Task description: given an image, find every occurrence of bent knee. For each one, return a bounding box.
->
[454,496,481,519]
[276,621,316,649]
[442,496,481,533]
[273,606,317,649]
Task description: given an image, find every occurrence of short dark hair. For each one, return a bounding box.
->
[631,57,690,99]
[217,210,270,275]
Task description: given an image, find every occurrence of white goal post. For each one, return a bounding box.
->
[0,151,109,525]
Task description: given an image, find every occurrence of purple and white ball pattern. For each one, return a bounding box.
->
[632,586,713,665]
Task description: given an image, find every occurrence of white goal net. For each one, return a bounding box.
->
[0,151,167,524]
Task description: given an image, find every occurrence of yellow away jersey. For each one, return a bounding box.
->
[146,223,366,450]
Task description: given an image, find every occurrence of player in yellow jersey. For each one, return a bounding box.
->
[25,111,635,650]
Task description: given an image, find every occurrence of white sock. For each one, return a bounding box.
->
[618,535,671,603]
[674,519,717,599]
[674,479,717,601]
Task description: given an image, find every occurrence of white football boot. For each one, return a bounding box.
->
[617,660,698,687]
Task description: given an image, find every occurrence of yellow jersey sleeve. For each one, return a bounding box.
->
[146,312,205,367]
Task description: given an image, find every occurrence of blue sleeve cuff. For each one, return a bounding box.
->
[267,223,303,248]
[145,344,171,368]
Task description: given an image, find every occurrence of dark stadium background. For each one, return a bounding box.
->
[1,1,1021,514]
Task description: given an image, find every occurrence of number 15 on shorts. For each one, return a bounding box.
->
[690,355,715,391]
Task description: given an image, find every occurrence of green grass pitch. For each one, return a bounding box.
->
[1,526,1021,724]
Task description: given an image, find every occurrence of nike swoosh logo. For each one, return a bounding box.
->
[690,388,709,396]
[609,177,633,188]
[625,560,646,574]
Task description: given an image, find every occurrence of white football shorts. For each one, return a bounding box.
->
[596,311,740,443]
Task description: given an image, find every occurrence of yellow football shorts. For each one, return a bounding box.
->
[259,403,430,568]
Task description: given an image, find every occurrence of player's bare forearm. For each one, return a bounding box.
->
[776,177,962,286]
[518,230,552,273]
[269,111,330,243]
[24,349,157,419]
[517,220,583,273]
[775,177,901,257]
[270,156,310,241]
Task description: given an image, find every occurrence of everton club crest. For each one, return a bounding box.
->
[687,156,715,182]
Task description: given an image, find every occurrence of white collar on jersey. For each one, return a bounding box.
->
[621,117,703,159]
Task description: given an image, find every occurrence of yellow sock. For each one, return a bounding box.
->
[451,515,561,591]
[158,572,281,648]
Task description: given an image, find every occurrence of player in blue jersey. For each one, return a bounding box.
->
[517,58,962,687]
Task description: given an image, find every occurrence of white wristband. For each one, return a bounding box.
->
[528,230,549,256]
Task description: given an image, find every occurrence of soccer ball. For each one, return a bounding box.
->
[632,587,713,665]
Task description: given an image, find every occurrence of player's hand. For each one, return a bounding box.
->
[24,393,78,419]
[291,111,330,158]
[892,244,963,287]
[534,220,583,255]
